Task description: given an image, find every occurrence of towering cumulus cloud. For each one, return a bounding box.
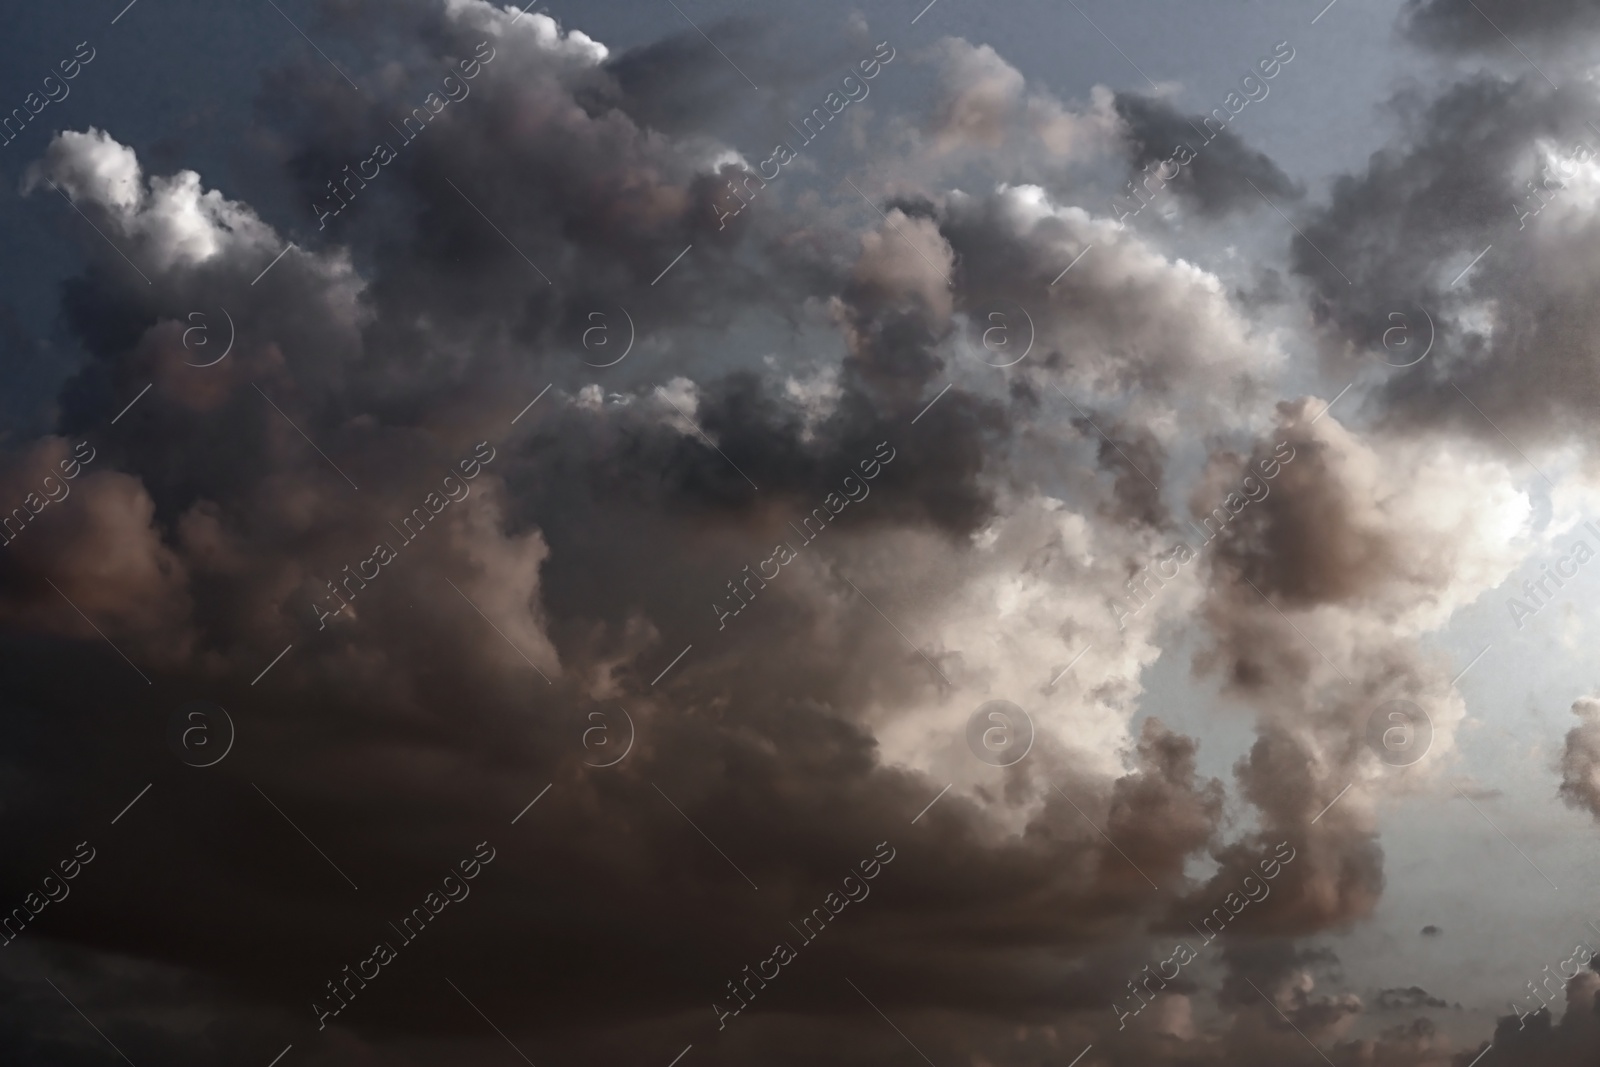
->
[3,0,1600,1065]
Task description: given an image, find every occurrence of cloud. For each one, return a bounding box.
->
[1288,74,1600,452]
[1558,696,1600,819]
[1403,0,1600,52]
[1,0,1588,1063]
[921,38,1121,162]
[1113,92,1301,217]
[25,127,282,274]
[1376,986,1452,1011]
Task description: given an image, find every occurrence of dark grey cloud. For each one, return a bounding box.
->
[0,1,1590,1065]
[0,7,1195,1062]
[1288,75,1600,450]
[1377,986,1452,1011]
[1113,92,1300,217]
[1404,0,1600,53]
[1558,697,1600,820]
[600,18,771,135]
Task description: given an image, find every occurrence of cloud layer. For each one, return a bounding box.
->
[4,1,1600,1065]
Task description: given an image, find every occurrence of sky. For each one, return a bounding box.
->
[5,1,1600,1065]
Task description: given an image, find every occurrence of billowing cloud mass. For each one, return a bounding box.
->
[1113,93,1300,217]
[1559,697,1600,819]
[2,0,1600,1065]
